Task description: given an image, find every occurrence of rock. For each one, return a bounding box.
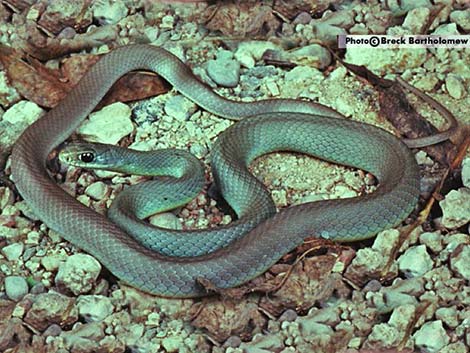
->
[397,245,433,277]
[161,335,184,353]
[289,44,331,69]
[312,23,346,44]
[0,71,20,106]
[365,323,400,348]
[85,181,111,201]
[402,7,431,33]
[435,306,459,329]
[24,291,78,331]
[1,243,24,261]
[55,254,102,295]
[92,0,128,25]
[345,48,427,75]
[160,15,175,29]
[207,56,241,88]
[450,244,470,280]
[278,309,298,323]
[450,9,470,32]
[387,0,432,16]
[5,276,29,301]
[76,295,114,322]
[432,23,460,35]
[234,41,280,68]
[419,231,443,253]
[413,320,450,353]
[164,95,197,121]
[37,0,92,34]
[440,188,470,229]
[149,212,183,230]
[445,74,466,99]
[284,65,322,83]
[77,102,133,144]
[2,100,43,126]
[462,158,470,188]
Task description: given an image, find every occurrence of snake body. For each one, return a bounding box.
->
[11,45,420,297]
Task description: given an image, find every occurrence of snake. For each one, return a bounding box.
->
[10,44,420,297]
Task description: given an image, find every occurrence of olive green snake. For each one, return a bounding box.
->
[11,44,420,297]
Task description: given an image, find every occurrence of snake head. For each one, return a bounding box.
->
[58,142,117,170]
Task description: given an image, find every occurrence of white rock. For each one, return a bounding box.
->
[402,7,431,33]
[1,243,24,261]
[2,100,43,125]
[76,295,114,322]
[164,95,197,121]
[289,44,331,69]
[462,157,470,188]
[413,320,450,353]
[149,212,183,230]
[235,41,279,68]
[161,335,184,353]
[450,9,470,31]
[77,102,133,144]
[450,244,470,280]
[398,245,433,277]
[440,188,470,229]
[55,254,102,295]
[207,58,241,88]
[85,181,110,201]
[5,275,29,301]
[445,74,466,99]
[92,0,128,25]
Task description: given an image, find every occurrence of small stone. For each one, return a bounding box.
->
[419,231,443,253]
[85,181,110,201]
[161,336,184,353]
[278,309,297,323]
[160,15,175,29]
[234,41,279,68]
[92,0,128,25]
[387,0,432,16]
[289,44,331,69]
[450,9,470,31]
[5,276,29,301]
[55,254,102,295]
[413,320,450,353]
[462,158,470,188]
[402,7,430,33]
[3,100,43,126]
[445,74,466,99]
[450,244,470,280]
[440,188,470,229]
[435,306,459,328]
[24,291,78,331]
[41,253,66,272]
[77,102,133,144]
[164,95,197,121]
[76,295,114,322]
[398,245,433,277]
[149,212,183,230]
[1,243,24,261]
[207,58,241,88]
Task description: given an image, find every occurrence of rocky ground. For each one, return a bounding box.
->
[0,0,469,352]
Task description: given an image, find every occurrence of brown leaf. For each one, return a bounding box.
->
[190,298,267,342]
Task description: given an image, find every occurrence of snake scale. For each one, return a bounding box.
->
[11,45,420,297]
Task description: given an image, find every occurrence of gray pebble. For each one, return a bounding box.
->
[5,275,29,301]
[207,58,241,88]
[164,95,197,121]
[278,309,298,322]
[397,245,433,277]
[1,243,24,261]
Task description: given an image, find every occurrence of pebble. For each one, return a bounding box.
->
[77,102,133,144]
[450,244,470,280]
[2,100,43,126]
[435,306,459,329]
[413,320,450,353]
[161,335,184,353]
[419,231,443,253]
[397,245,433,277]
[462,158,470,188]
[387,0,432,16]
[402,7,430,33]
[450,9,470,31]
[207,57,241,88]
[149,212,183,230]
[234,41,280,68]
[24,291,78,331]
[92,0,128,25]
[445,74,466,99]
[5,275,29,301]
[85,181,110,201]
[164,95,197,121]
[289,44,332,69]
[1,243,24,261]
[440,188,470,229]
[76,295,114,322]
[55,254,102,295]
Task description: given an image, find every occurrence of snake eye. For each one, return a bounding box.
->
[79,152,94,163]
